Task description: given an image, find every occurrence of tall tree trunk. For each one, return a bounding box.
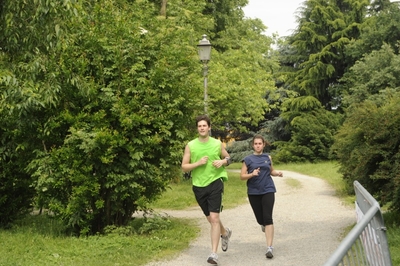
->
[160,0,167,18]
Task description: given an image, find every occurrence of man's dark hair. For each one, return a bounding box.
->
[196,115,211,127]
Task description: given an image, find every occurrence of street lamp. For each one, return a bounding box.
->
[197,34,212,114]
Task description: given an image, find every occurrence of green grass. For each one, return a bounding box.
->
[275,161,345,192]
[0,213,199,266]
[151,178,197,210]
[284,177,302,189]
[273,161,355,206]
[382,212,400,264]
[387,226,400,264]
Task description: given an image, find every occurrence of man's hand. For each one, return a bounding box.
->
[212,159,225,168]
[198,156,209,166]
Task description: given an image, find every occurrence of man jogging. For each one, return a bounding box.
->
[181,115,232,265]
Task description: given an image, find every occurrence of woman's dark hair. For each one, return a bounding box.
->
[251,134,271,146]
[196,114,211,127]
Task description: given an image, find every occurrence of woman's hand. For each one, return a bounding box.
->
[274,171,283,177]
[252,168,260,176]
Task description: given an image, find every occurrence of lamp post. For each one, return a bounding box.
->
[197,34,212,115]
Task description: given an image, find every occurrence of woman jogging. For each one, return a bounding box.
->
[240,134,283,259]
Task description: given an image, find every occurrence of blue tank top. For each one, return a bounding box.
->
[242,154,276,195]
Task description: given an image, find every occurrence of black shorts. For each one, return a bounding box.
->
[192,178,224,216]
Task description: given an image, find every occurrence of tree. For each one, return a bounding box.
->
[332,41,400,212]
[344,1,400,66]
[161,0,168,17]
[27,0,205,234]
[0,0,279,233]
[331,98,400,212]
[1,0,203,233]
[274,96,342,162]
[339,43,400,107]
[0,116,36,227]
[227,95,342,163]
[282,0,369,109]
[203,0,249,51]
[0,0,76,227]
[207,18,278,138]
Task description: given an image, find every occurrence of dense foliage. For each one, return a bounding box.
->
[228,0,400,215]
[1,0,202,234]
[332,98,400,211]
[283,0,368,109]
[0,0,277,233]
[274,96,342,163]
[2,0,400,233]
[332,43,400,211]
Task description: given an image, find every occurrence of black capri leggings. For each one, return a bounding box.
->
[248,193,275,226]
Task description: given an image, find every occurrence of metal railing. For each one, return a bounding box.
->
[324,181,392,266]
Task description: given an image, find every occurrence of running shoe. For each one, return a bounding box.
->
[266,246,274,259]
[207,252,218,265]
[221,227,232,252]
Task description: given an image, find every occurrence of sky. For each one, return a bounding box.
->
[243,0,305,37]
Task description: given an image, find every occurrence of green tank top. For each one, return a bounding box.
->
[188,137,228,187]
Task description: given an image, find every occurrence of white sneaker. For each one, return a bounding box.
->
[207,252,218,265]
[221,227,232,252]
[266,246,274,259]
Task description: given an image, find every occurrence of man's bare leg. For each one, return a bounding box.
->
[207,212,221,253]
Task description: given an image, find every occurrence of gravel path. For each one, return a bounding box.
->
[146,170,356,266]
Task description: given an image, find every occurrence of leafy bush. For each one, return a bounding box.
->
[274,96,343,163]
[226,139,253,162]
[331,98,400,212]
[135,214,172,235]
[2,0,200,235]
[0,140,35,228]
[0,173,34,228]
